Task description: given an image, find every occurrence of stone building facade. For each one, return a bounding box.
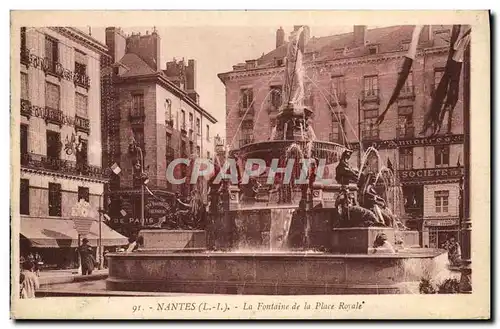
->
[18,27,120,268]
[104,28,217,235]
[218,25,466,247]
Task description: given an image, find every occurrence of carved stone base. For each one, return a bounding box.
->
[138,229,206,253]
[331,227,396,254]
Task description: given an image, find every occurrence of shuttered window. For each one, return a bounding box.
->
[75,92,88,117]
[48,183,62,217]
[45,82,60,110]
[21,72,28,100]
[20,179,30,215]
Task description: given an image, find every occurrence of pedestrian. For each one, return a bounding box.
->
[34,252,43,277]
[446,236,462,266]
[103,249,109,269]
[78,238,96,275]
[20,260,39,299]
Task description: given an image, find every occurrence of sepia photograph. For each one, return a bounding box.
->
[9,10,490,319]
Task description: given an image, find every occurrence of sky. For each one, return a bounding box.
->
[90,25,356,139]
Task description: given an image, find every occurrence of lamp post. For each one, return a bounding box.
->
[129,140,147,227]
[460,30,471,293]
[98,193,103,269]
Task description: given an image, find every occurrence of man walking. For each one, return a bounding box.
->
[78,238,95,275]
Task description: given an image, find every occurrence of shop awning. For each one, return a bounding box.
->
[20,216,129,248]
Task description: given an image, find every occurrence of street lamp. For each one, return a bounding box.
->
[129,140,148,227]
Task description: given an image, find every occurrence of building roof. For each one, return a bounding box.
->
[117,53,156,77]
[115,54,217,124]
[227,25,451,73]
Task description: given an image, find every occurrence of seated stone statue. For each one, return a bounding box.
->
[359,173,395,227]
[335,149,360,186]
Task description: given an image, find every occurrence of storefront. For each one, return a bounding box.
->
[20,215,129,269]
[424,218,460,249]
[398,166,464,248]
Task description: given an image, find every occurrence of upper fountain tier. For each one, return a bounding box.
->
[234,27,344,165]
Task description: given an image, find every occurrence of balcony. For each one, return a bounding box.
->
[44,107,63,126]
[21,99,31,118]
[329,133,346,145]
[75,115,90,133]
[239,105,254,118]
[74,72,91,89]
[361,128,380,140]
[361,88,380,104]
[165,116,174,128]
[398,85,415,100]
[330,91,347,107]
[396,126,415,139]
[180,122,187,136]
[128,111,145,126]
[404,206,423,218]
[43,59,62,78]
[20,152,106,180]
[166,146,175,158]
[239,138,254,148]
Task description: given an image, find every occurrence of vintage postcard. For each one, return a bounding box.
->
[10,10,490,319]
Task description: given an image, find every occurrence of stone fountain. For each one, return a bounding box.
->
[106,27,448,295]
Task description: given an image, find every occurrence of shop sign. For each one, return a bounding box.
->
[423,219,459,227]
[109,217,163,226]
[399,167,464,182]
[145,201,171,218]
[349,134,464,150]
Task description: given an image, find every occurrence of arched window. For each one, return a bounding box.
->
[165,98,172,121]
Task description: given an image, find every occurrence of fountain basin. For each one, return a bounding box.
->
[140,229,206,253]
[106,250,448,295]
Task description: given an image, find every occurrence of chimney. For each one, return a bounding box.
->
[105,27,126,63]
[186,59,196,92]
[353,25,367,47]
[125,29,161,71]
[276,26,285,48]
[293,25,311,52]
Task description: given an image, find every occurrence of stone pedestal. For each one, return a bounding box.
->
[139,229,206,253]
[331,227,395,254]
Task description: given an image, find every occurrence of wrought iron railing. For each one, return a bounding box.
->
[74,71,91,89]
[361,128,380,140]
[19,49,91,88]
[361,88,380,103]
[166,146,175,158]
[239,105,254,117]
[399,85,415,98]
[75,115,90,133]
[396,126,415,139]
[329,133,346,145]
[45,107,63,125]
[21,152,106,179]
[165,115,174,127]
[239,138,254,148]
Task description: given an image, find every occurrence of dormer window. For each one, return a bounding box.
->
[368,45,379,55]
[401,41,410,51]
[246,60,257,69]
[275,58,284,66]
